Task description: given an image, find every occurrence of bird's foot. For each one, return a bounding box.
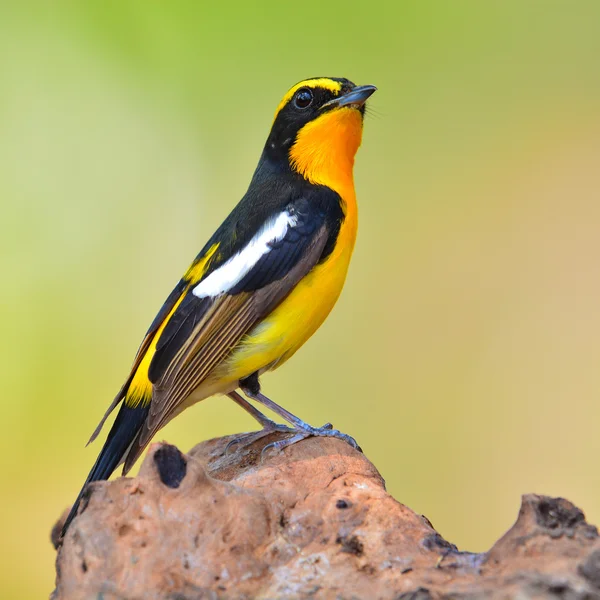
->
[225,420,296,454]
[261,422,362,456]
[234,383,362,457]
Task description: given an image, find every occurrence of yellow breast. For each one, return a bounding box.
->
[221,214,357,381]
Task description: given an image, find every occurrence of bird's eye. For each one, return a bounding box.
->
[294,88,313,109]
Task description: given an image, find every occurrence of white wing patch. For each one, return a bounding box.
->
[192,210,298,299]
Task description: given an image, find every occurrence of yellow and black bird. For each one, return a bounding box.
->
[62,77,376,536]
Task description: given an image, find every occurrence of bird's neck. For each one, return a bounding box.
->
[256,107,363,219]
[287,107,362,214]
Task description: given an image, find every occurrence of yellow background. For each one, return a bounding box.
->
[2,2,600,597]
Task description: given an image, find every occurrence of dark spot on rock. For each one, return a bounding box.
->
[183,557,189,570]
[118,524,132,537]
[236,451,260,469]
[336,499,351,509]
[359,563,376,575]
[422,533,457,553]
[279,513,288,529]
[336,534,364,556]
[395,587,432,600]
[154,445,187,489]
[401,567,413,574]
[535,497,585,531]
[81,559,87,573]
[580,549,600,589]
[525,577,581,599]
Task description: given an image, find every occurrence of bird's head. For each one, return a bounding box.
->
[264,77,376,187]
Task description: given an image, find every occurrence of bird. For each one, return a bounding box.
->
[61,77,376,537]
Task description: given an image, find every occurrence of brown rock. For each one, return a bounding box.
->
[52,433,600,599]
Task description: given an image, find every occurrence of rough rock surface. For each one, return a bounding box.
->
[53,433,600,599]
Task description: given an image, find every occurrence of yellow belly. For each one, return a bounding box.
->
[213,214,357,386]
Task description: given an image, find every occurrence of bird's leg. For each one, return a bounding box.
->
[228,390,280,429]
[239,373,361,455]
[225,390,296,452]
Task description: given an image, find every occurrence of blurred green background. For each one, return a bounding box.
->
[2,1,600,597]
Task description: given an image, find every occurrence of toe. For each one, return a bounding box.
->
[260,432,307,460]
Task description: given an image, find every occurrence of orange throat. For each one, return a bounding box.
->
[288,107,363,211]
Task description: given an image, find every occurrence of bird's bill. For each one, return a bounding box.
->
[321,85,377,110]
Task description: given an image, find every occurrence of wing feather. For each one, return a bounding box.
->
[122,216,330,473]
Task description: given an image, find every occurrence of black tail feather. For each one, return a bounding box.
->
[61,403,149,538]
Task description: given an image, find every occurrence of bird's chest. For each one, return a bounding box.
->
[222,200,357,378]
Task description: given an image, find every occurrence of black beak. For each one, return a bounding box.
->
[321,84,377,110]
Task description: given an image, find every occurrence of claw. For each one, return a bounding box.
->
[261,432,307,459]
[225,432,255,454]
[224,423,297,455]
[309,426,362,453]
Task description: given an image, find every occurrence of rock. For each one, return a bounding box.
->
[52,432,600,599]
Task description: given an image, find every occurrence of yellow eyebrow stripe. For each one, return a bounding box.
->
[273,78,343,123]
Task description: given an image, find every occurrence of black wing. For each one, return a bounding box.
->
[122,195,342,471]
